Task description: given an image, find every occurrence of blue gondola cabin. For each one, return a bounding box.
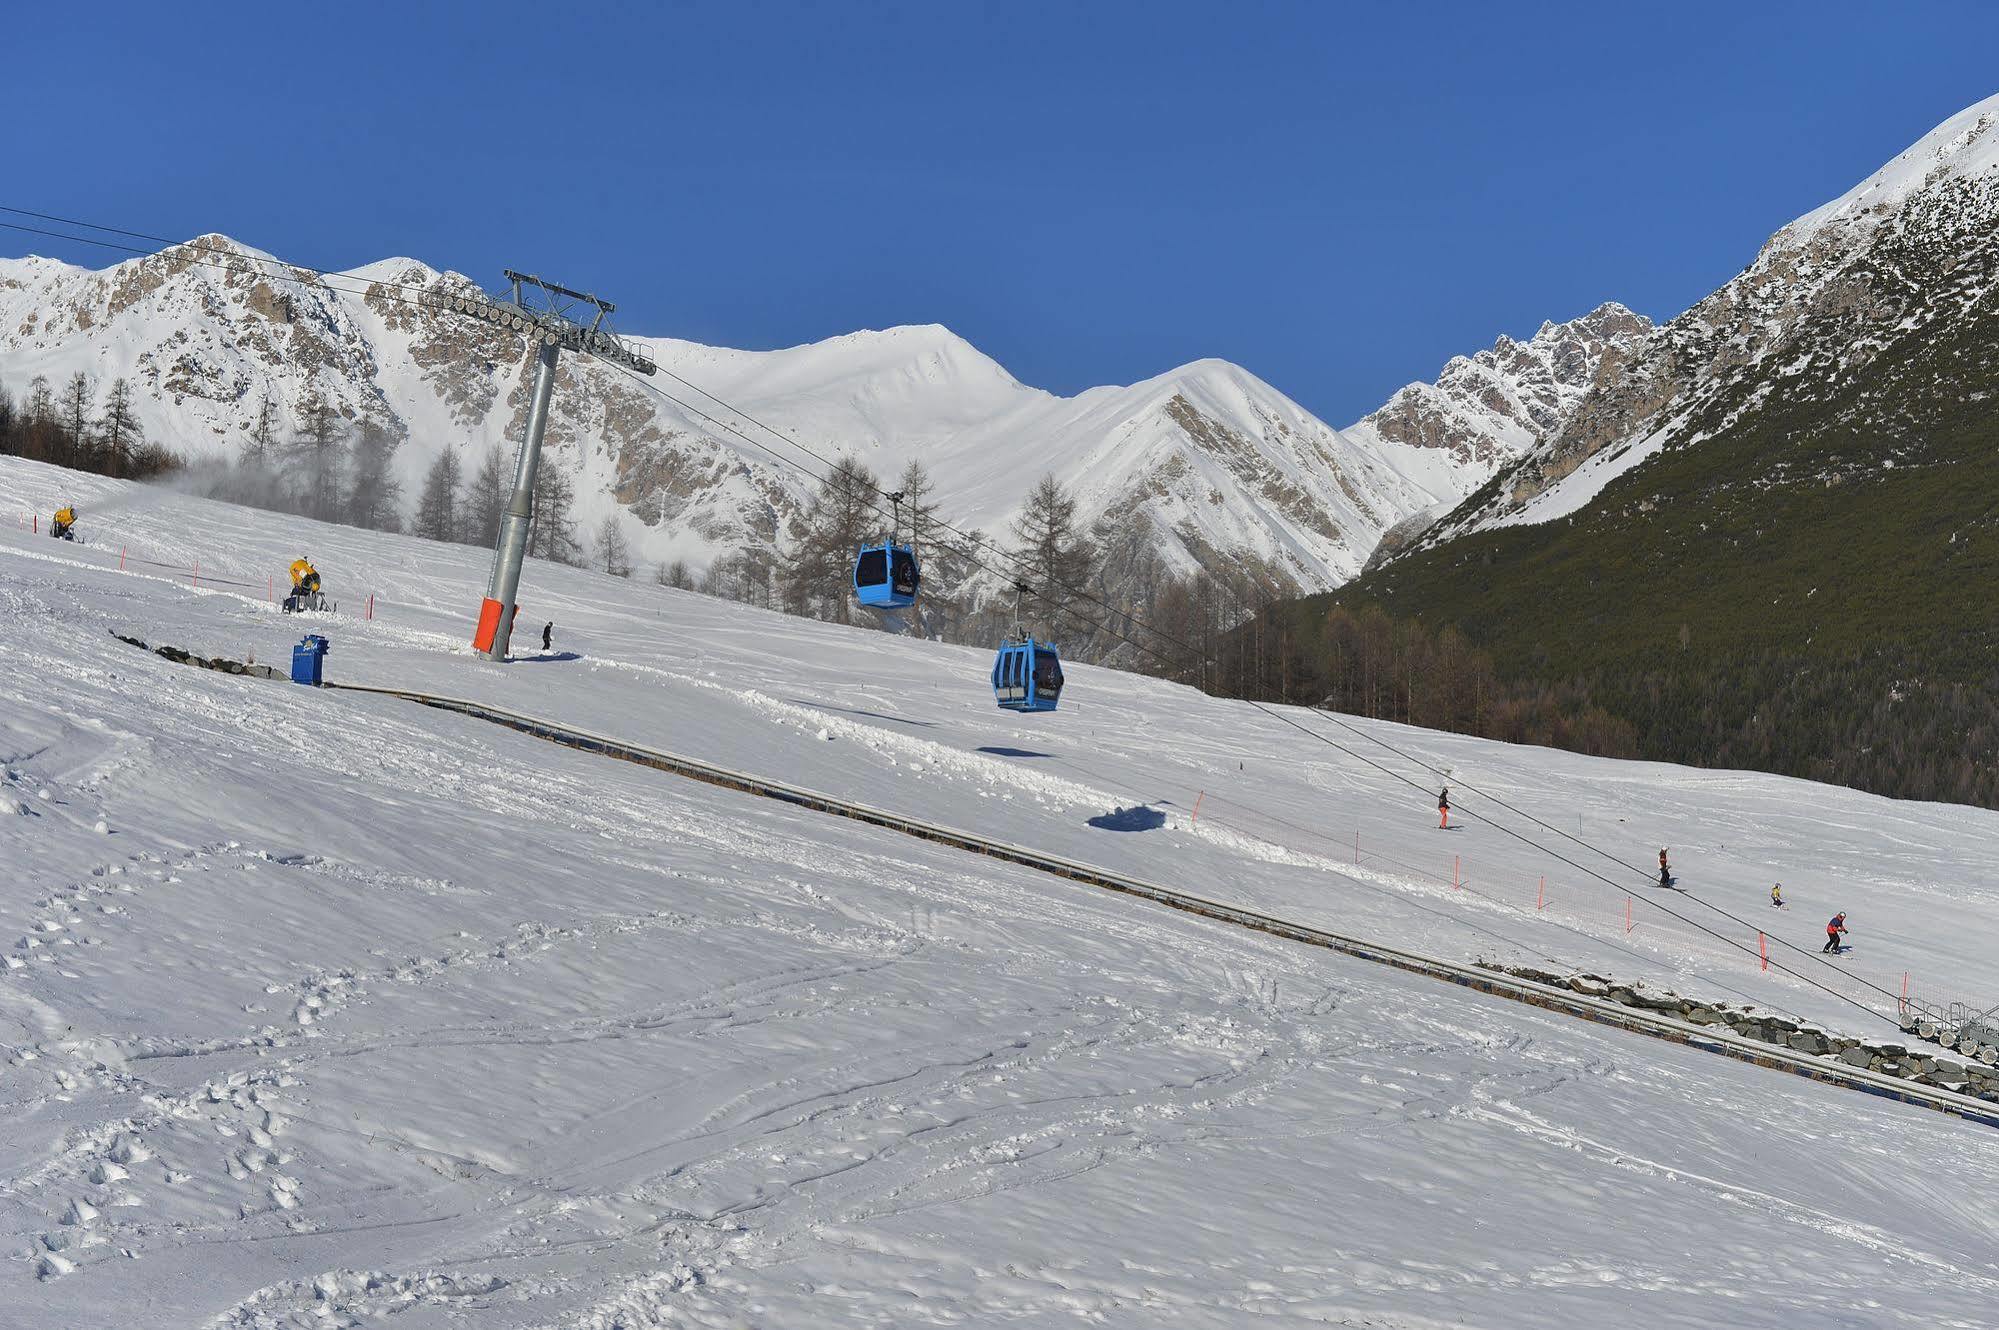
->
[853,542,920,609]
[992,637,1064,712]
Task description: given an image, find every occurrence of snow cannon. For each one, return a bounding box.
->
[290,634,329,686]
[283,557,328,613]
[50,506,76,541]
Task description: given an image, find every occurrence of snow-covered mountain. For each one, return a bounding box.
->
[1344,301,1653,471]
[1420,91,1999,544]
[1340,301,1653,567]
[0,238,1495,602]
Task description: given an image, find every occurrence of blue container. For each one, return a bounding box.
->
[290,634,330,686]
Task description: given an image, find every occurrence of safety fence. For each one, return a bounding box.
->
[321,679,1999,1130]
[1139,774,1972,1034]
[8,512,378,620]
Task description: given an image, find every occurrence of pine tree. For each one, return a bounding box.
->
[1009,473,1096,638]
[896,457,966,636]
[243,394,278,468]
[464,447,510,548]
[413,446,464,543]
[527,463,583,565]
[96,379,143,478]
[60,371,95,469]
[292,396,347,520]
[593,513,633,577]
[347,421,404,531]
[21,376,55,464]
[782,455,879,623]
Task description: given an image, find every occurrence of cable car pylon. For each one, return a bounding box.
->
[432,271,658,660]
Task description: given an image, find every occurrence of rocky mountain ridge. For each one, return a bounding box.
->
[1415,90,1999,548]
[0,236,1512,614]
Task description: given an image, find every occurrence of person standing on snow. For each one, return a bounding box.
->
[1771,882,1786,908]
[1822,911,1848,953]
[1437,787,1450,830]
[1658,848,1672,888]
[541,621,553,653]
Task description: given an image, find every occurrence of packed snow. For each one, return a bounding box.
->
[6,457,1999,1327]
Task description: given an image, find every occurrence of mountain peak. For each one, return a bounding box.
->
[1784,92,1999,242]
[1349,303,1653,470]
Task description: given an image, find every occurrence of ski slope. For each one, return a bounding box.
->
[6,456,1999,1328]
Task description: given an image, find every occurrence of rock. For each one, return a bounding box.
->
[1568,977,1610,998]
[1787,1031,1828,1055]
[1840,1047,1873,1068]
[1684,1006,1723,1026]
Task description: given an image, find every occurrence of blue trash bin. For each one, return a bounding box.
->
[290,634,329,686]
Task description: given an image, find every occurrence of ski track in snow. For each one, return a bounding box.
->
[4,457,1999,1327]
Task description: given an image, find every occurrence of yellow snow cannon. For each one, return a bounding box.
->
[283,557,328,613]
[50,506,76,541]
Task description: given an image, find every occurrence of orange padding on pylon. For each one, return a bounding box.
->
[473,598,504,652]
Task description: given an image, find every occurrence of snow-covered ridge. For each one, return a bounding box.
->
[1418,90,1999,542]
[0,237,1504,600]
[1783,90,1999,242]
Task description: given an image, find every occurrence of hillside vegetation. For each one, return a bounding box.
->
[1264,231,1999,807]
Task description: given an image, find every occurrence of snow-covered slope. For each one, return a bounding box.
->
[6,456,1999,1325]
[0,240,1488,597]
[1428,91,1999,539]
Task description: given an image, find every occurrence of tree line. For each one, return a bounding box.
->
[1212,602,1641,758]
[0,371,182,478]
[0,365,1292,676]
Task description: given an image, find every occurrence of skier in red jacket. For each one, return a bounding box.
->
[1822,912,1848,954]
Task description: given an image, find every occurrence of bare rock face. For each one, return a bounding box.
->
[1354,302,1654,469]
[1431,95,1999,540]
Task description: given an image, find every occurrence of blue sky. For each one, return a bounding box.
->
[8,2,1993,423]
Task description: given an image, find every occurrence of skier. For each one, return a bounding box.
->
[1437,787,1450,830]
[50,506,76,540]
[541,621,553,653]
[1658,848,1672,888]
[1822,911,1848,954]
[1771,882,1786,909]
